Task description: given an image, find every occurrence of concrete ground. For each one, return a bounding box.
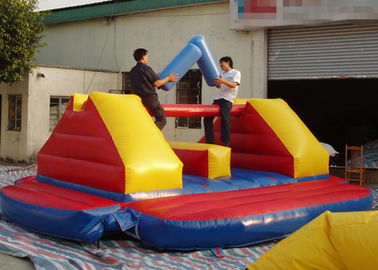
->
[0,250,34,269]
[0,162,35,269]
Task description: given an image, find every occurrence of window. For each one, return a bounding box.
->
[109,72,132,94]
[176,69,202,129]
[8,95,22,131]
[49,96,70,131]
[122,72,132,94]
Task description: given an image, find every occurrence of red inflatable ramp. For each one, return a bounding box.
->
[122,180,372,250]
[0,179,126,242]
[2,180,123,210]
[125,180,370,221]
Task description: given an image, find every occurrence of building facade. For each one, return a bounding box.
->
[2,0,377,163]
[35,0,268,143]
[0,66,119,161]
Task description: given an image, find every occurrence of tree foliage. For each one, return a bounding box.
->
[0,0,46,84]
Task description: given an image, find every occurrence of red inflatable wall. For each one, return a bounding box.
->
[199,103,295,177]
[38,98,126,193]
[172,149,209,178]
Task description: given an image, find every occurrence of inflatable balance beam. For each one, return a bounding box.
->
[149,104,245,117]
[0,92,373,246]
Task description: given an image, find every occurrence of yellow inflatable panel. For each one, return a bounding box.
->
[90,92,183,193]
[249,99,329,178]
[247,211,378,270]
[233,98,249,105]
[72,93,89,112]
[329,211,378,270]
[169,141,231,179]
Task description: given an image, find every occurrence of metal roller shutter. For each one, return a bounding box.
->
[268,22,378,80]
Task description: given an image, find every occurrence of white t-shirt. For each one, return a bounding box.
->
[214,69,241,103]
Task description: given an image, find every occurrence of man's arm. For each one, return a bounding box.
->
[154,72,179,88]
[214,75,239,88]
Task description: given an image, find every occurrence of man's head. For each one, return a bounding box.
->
[134,48,148,64]
[219,56,233,71]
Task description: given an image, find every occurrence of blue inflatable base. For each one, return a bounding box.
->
[121,181,373,250]
[37,168,329,202]
[0,169,371,248]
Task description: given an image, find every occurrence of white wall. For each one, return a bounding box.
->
[0,77,29,161]
[27,66,119,161]
[36,2,268,142]
[0,66,119,162]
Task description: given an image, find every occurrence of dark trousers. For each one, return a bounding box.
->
[204,98,232,146]
[141,94,167,130]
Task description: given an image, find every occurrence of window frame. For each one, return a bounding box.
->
[49,96,71,131]
[175,69,203,129]
[122,72,133,94]
[8,95,22,131]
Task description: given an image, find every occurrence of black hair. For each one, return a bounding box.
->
[219,56,233,68]
[133,48,148,61]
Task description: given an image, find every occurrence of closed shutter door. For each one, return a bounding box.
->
[268,23,378,80]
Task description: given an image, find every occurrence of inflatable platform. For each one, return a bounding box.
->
[0,92,373,250]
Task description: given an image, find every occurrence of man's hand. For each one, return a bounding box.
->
[168,72,179,82]
[214,75,225,86]
[214,75,238,89]
[154,72,179,88]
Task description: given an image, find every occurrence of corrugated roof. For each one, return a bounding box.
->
[43,0,226,25]
[38,0,112,12]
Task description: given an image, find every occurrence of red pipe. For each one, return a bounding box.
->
[148,104,245,117]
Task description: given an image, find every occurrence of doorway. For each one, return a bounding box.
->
[268,79,378,165]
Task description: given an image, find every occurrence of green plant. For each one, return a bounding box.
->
[0,0,46,84]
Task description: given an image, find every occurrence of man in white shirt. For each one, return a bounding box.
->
[204,56,241,147]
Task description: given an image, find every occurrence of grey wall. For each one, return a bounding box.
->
[36,2,268,141]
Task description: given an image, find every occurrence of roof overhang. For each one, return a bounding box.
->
[43,0,227,25]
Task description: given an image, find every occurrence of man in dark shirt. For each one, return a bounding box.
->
[130,48,178,130]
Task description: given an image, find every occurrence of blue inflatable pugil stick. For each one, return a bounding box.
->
[189,35,222,87]
[159,43,202,91]
[159,35,221,91]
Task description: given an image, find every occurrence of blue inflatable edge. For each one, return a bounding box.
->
[36,172,331,203]
[36,174,128,202]
[295,174,329,182]
[125,192,373,250]
[0,190,123,243]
